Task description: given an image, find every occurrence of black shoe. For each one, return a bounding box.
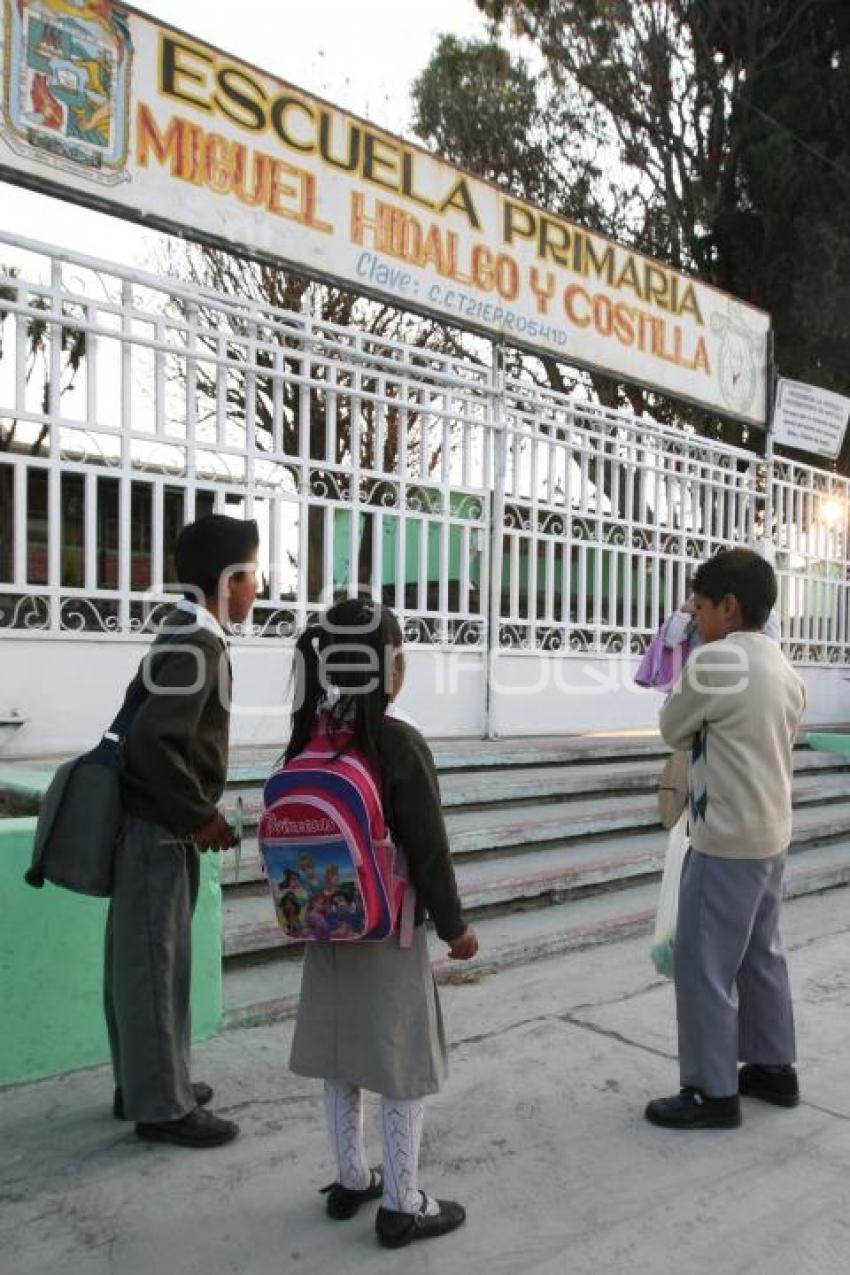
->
[645,1087,741,1129]
[321,1168,383,1220]
[115,1082,213,1121]
[135,1107,239,1147]
[739,1063,800,1108]
[376,1194,466,1249]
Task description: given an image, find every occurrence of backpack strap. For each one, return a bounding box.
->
[104,674,148,743]
[399,881,416,949]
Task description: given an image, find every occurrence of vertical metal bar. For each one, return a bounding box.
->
[485,344,507,738]
[184,299,198,524]
[152,479,164,592]
[13,462,26,586]
[86,301,98,430]
[47,262,62,630]
[417,516,428,614]
[154,317,165,436]
[118,278,133,628]
[372,510,383,604]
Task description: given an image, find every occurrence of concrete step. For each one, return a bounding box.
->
[221,799,850,961]
[220,747,850,826]
[222,840,850,1028]
[219,770,850,887]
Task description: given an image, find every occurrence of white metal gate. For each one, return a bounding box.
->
[1,232,849,746]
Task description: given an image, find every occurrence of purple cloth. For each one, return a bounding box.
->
[634,615,696,691]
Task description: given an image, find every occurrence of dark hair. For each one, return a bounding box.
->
[174,515,259,597]
[285,597,404,767]
[692,548,777,628]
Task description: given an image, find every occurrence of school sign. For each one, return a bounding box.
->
[0,0,770,424]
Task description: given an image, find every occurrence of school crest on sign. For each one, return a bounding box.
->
[1,0,132,184]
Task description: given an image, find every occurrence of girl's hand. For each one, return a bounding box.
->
[447,926,479,961]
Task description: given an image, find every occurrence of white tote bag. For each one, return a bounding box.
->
[650,810,689,978]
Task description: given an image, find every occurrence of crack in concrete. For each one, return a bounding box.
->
[557,1011,676,1062]
[451,1005,675,1064]
[799,1099,850,1123]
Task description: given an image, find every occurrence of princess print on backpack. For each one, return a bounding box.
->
[260,716,414,945]
[270,598,478,1250]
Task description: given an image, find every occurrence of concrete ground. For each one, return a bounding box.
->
[3,889,850,1275]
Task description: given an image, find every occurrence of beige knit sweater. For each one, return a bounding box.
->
[659,631,806,859]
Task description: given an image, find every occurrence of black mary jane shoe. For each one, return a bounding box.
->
[739,1063,800,1108]
[115,1082,213,1121]
[321,1168,383,1220]
[645,1086,742,1130]
[376,1193,466,1249]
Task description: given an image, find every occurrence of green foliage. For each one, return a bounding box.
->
[412,35,550,202]
[461,0,850,459]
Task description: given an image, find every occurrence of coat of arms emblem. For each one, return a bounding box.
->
[1,0,133,184]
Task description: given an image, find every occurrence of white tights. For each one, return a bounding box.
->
[323,1082,437,1215]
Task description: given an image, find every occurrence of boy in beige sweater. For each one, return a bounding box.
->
[646,549,806,1130]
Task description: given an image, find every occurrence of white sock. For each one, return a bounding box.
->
[379,1097,438,1215]
[323,1082,371,1191]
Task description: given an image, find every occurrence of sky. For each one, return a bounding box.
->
[0,0,493,268]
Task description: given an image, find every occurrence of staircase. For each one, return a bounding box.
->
[220,732,850,1029]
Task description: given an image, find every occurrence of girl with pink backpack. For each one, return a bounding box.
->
[263,598,478,1249]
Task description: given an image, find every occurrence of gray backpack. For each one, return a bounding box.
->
[25,680,147,897]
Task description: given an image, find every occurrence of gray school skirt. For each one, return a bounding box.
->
[289,924,448,1100]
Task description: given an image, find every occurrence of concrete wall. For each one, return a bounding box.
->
[0,637,487,756]
[0,636,846,757]
[483,653,850,737]
[0,818,222,1087]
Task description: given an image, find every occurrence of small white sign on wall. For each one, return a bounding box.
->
[772,378,850,459]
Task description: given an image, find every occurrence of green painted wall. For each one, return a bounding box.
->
[0,818,222,1087]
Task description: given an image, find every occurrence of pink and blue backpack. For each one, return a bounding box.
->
[259,720,415,947]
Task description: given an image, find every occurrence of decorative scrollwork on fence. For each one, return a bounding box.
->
[448,618,485,647]
[603,523,627,546]
[504,503,531,532]
[602,632,627,654]
[405,486,442,515]
[498,622,526,649]
[361,478,400,509]
[235,606,299,640]
[571,518,595,542]
[0,594,50,630]
[538,626,566,652]
[59,429,122,469]
[309,469,351,502]
[452,493,484,522]
[538,511,567,537]
[128,601,175,633]
[402,616,440,645]
[60,598,121,632]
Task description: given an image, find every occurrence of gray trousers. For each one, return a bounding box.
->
[675,848,796,1098]
[104,813,200,1123]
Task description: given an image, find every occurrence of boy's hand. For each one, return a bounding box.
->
[447,926,479,961]
[192,812,236,852]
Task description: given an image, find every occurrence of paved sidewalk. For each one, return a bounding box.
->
[3,888,850,1275]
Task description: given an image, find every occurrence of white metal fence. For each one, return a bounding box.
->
[1,231,848,667]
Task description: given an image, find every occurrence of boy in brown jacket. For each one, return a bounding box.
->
[105,514,258,1147]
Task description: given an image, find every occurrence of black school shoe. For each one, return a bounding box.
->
[114,1082,213,1121]
[321,1168,383,1220]
[376,1194,466,1249]
[739,1064,800,1108]
[135,1107,239,1147]
[645,1087,742,1129]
